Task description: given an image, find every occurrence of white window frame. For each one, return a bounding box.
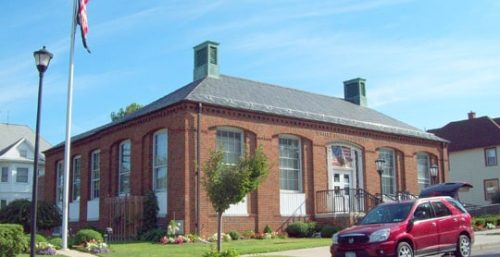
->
[16,167,29,183]
[72,156,81,201]
[378,148,396,195]
[417,153,431,191]
[485,147,498,166]
[153,130,168,192]
[279,135,302,193]
[56,161,63,205]
[119,140,131,196]
[1,167,8,183]
[90,150,100,200]
[216,127,243,165]
[0,199,7,209]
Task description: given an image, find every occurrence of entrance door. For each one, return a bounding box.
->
[331,171,352,212]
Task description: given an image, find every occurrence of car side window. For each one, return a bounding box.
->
[414,202,433,220]
[446,198,467,213]
[432,201,452,217]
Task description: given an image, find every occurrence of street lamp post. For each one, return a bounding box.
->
[31,46,53,257]
[375,158,385,203]
[430,164,438,185]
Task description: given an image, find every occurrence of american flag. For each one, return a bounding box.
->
[77,0,90,53]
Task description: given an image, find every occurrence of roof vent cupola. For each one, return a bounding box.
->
[343,78,367,107]
[193,40,220,81]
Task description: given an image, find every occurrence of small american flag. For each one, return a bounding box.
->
[77,0,91,53]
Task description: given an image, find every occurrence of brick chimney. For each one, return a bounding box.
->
[344,78,367,107]
[468,111,476,120]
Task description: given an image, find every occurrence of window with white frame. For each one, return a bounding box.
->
[378,148,396,195]
[56,161,63,204]
[153,131,168,192]
[279,136,302,192]
[417,153,430,191]
[1,167,8,183]
[20,149,28,158]
[485,148,498,166]
[0,200,7,209]
[119,140,131,195]
[16,167,29,183]
[216,129,243,165]
[72,156,81,201]
[90,150,100,200]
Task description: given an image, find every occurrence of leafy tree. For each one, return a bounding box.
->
[203,146,269,252]
[141,190,159,233]
[110,102,143,121]
[0,199,61,233]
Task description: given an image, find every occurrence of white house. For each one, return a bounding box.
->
[429,112,500,205]
[0,123,51,209]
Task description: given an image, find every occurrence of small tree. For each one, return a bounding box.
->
[203,146,269,252]
[141,190,159,233]
[110,102,143,121]
[0,199,61,233]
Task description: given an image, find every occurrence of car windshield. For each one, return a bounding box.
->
[360,202,413,224]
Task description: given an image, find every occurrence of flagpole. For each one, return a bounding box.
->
[62,0,78,250]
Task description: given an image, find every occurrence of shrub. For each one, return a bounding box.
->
[140,228,166,242]
[0,224,29,257]
[74,229,103,245]
[228,231,240,240]
[202,248,240,257]
[241,230,255,239]
[286,221,317,237]
[485,216,497,227]
[49,237,63,250]
[263,225,272,234]
[27,234,48,246]
[0,199,61,233]
[35,242,57,255]
[142,191,159,233]
[473,217,486,227]
[320,225,341,238]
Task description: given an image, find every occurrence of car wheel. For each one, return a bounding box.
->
[397,242,413,257]
[455,234,471,257]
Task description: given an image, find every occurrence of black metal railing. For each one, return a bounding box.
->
[316,188,380,214]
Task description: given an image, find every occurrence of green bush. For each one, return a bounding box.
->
[0,199,61,233]
[139,228,166,242]
[263,225,272,234]
[0,224,29,257]
[286,221,317,238]
[49,237,63,250]
[202,248,240,257]
[320,225,341,238]
[241,230,255,239]
[473,217,486,227]
[485,216,497,226]
[74,229,103,245]
[228,231,240,240]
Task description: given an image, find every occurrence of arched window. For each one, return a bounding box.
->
[417,152,430,191]
[279,135,302,192]
[153,130,168,192]
[119,140,131,196]
[378,148,396,195]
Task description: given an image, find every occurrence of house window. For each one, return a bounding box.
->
[378,148,396,195]
[485,148,498,166]
[20,149,28,158]
[72,156,81,201]
[216,129,243,165]
[16,167,29,183]
[1,167,8,183]
[279,136,302,192]
[119,140,131,196]
[153,131,168,192]
[0,200,7,209]
[484,179,499,201]
[417,153,431,191]
[56,161,63,205]
[90,150,100,200]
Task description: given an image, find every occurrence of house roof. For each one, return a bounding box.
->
[428,116,500,152]
[51,75,445,149]
[0,123,52,155]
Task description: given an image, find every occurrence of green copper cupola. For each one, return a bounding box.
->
[343,78,367,107]
[193,40,220,81]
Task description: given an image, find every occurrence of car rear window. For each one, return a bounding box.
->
[446,198,467,213]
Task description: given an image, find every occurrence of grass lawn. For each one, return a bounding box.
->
[102,238,331,257]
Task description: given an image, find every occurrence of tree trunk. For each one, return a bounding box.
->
[217,211,222,252]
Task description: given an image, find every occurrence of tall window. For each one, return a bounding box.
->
[417,153,430,191]
[216,129,242,165]
[0,200,7,209]
[72,156,81,201]
[484,179,499,201]
[1,167,8,183]
[90,150,100,200]
[378,148,396,195]
[485,148,498,166]
[119,140,131,195]
[56,161,63,204]
[279,136,301,192]
[16,167,29,183]
[153,131,168,192]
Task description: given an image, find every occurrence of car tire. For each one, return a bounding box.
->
[396,242,413,257]
[455,234,471,257]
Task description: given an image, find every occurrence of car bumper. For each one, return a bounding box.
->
[331,241,397,257]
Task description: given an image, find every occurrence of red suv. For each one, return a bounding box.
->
[330,196,473,257]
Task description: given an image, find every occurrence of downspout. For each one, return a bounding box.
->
[195,102,202,234]
[440,142,447,183]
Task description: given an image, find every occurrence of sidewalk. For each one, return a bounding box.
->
[57,249,96,257]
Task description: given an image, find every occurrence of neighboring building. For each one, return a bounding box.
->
[429,112,500,205]
[43,41,448,237]
[0,123,51,209]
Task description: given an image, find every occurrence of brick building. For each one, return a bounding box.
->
[43,41,448,237]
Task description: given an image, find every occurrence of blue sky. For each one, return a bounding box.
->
[1,0,499,145]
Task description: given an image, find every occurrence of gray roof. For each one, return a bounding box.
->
[0,123,52,153]
[52,75,444,149]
